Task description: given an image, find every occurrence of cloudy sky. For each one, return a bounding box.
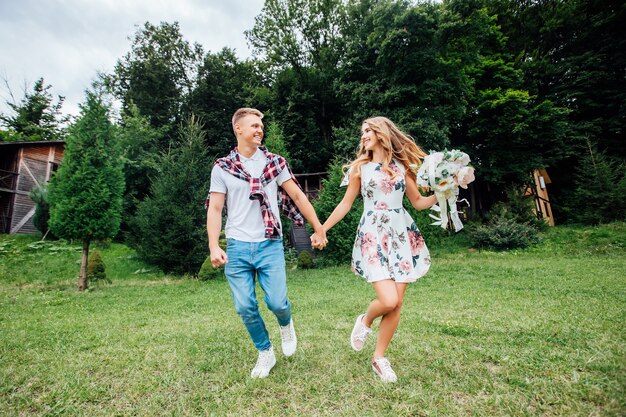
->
[0,0,265,118]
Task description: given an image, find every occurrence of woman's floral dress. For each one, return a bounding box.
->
[349,161,431,283]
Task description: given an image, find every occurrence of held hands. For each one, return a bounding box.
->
[310,228,328,250]
[210,246,228,267]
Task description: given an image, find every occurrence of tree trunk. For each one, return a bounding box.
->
[79,239,90,291]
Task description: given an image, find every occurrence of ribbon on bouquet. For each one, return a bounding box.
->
[427,161,465,232]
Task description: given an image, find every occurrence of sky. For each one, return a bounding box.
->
[0,0,265,119]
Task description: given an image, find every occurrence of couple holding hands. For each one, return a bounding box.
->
[206,108,436,383]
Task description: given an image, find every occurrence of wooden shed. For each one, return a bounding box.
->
[0,141,64,234]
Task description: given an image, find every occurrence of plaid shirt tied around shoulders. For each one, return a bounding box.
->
[205,146,305,239]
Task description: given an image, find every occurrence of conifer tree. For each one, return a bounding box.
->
[48,91,124,291]
[130,116,212,275]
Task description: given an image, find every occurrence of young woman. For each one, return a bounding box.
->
[322,116,436,382]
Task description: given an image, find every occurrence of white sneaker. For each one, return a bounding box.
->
[250,346,276,378]
[372,357,398,383]
[350,313,372,351]
[279,319,297,357]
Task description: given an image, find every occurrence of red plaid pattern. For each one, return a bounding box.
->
[205,146,305,239]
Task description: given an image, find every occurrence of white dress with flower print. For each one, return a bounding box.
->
[350,161,431,283]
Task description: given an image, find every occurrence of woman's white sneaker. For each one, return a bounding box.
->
[279,319,297,357]
[372,357,398,383]
[350,313,372,351]
[251,346,276,378]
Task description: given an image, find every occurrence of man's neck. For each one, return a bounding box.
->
[237,143,258,159]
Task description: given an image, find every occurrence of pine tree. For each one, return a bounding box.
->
[48,91,124,291]
[264,121,291,161]
[130,116,212,275]
[568,139,626,224]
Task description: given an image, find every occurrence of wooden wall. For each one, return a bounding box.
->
[4,143,64,234]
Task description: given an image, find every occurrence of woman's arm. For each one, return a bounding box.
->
[322,172,361,233]
[405,172,437,210]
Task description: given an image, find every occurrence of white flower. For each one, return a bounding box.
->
[449,151,470,166]
[427,152,444,166]
[455,166,475,189]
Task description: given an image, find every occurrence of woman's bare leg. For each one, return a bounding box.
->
[373,282,407,358]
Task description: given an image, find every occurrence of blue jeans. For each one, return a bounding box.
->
[224,238,291,351]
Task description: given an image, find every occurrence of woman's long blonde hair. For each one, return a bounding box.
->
[345,116,426,181]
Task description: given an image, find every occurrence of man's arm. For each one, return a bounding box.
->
[207,192,228,267]
[280,179,327,249]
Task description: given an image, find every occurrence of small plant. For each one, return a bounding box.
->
[198,257,223,280]
[87,250,110,284]
[29,184,55,239]
[297,250,315,269]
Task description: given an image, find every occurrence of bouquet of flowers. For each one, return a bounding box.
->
[410,149,475,232]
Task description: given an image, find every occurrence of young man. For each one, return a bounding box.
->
[206,108,327,378]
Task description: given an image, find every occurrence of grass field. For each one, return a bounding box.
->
[1,224,625,416]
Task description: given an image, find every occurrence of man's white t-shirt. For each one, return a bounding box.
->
[209,148,292,242]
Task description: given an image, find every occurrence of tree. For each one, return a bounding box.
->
[566,139,626,224]
[0,78,68,141]
[437,0,569,214]
[264,120,291,161]
[48,91,124,291]
[184,48,262,157]
[336,0,463,152]
[116,103,164,235]
[246,0,347,73]
[130,116,212,275]
[246,0,346,172]
[105,22,203,138]
[485,0,626,221]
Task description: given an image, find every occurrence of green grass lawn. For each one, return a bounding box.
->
[1,224,625,416]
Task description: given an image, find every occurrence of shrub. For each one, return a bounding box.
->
[87,250,110,284]
[312,158,363,265]
[489,187,548,231]
[468,215,540,250]
[198,257,223,280]
[297,250,314,269]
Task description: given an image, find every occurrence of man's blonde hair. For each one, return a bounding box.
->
[232,108,264,134]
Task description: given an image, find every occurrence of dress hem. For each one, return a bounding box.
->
[352,270,427,284]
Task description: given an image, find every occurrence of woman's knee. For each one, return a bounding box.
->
[379,295,399,312]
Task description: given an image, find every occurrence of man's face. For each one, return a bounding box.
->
[236,114,264,147]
